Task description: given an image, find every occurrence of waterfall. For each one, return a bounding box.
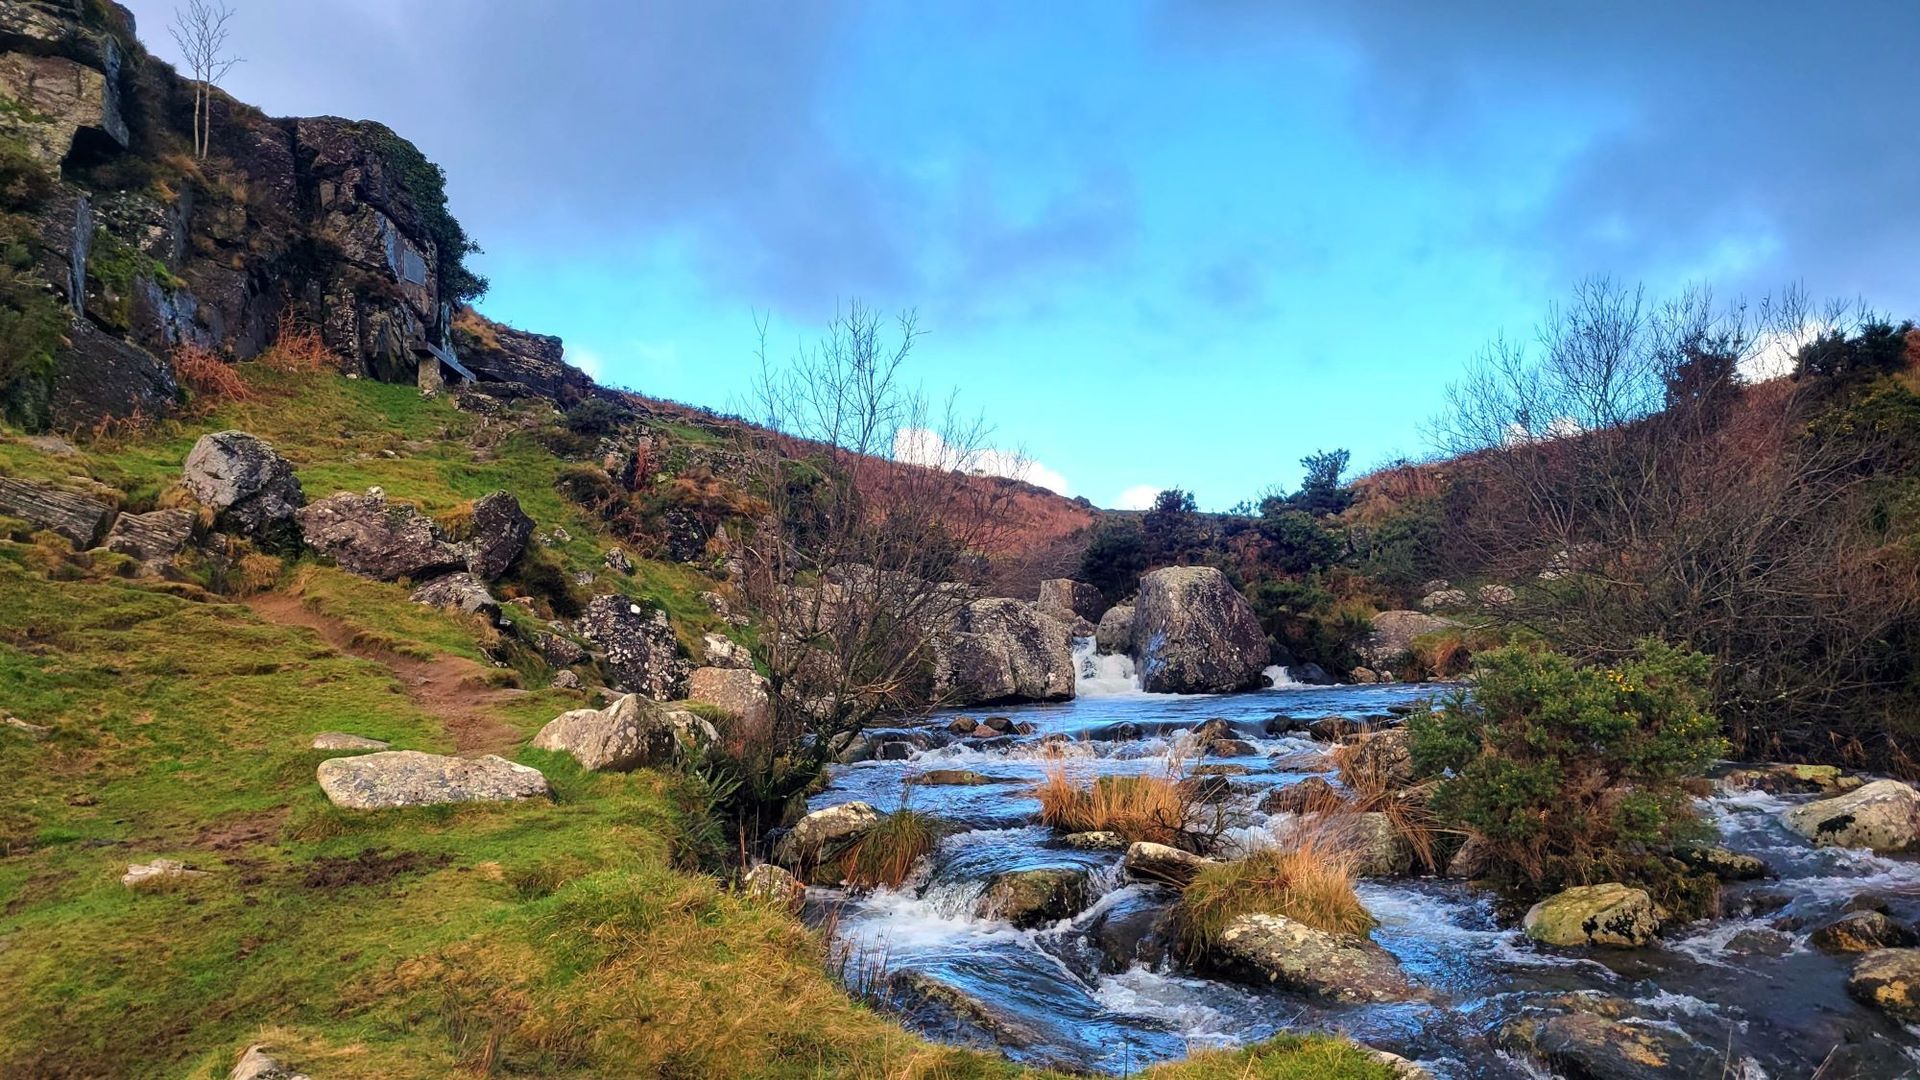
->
[1074,636,1141,697]
[1262,664,1301,689]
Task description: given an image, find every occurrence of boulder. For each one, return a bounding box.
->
[773,801,881,880]
[1130,567,1268,694]
[1086,884,1179,973]
[104,507,196,568]
[1522,883,1660,948]
[934,597,1075,705]
[1285,662,1334,685]
[122,858,205,889]
[296,490,466,581]
[310,732,388,751]
[1343,728,1415,787]
[316,751,551,810]
[702,631,750,669]
[1499,1001,1720,1080]
[1353,610,1452,670]
[887,970,1055,1054]
[1260,777,1342,815]
[181,432,304,543]
[228,1045,311,1080]
[531,693,712,772]
[1848,949,1920,1023]
[1345,812,1415,877]
[1123,841,1213,886]
[978,868,1091,928]
[575,595,691,701]
[1782,779,1920,852]
[1671,845,1768,881]
[409,572,499,620]
[1094,603,1135,654]
[460,491,533,580]
[1036,578,1107,630]
[0,477,112,547]
[1811,911,1918,954]
[1419,589,1467,611]
[1208,913,1414,1003]
[686,665,771,730]
[451,315,594,404]
[742,863,806,913]
[537,630,587,668]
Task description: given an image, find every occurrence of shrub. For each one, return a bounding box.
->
[1179,838,1373,956]
[563,397,629,437]
[1078,518,1147,600]
[833,809,935,889]
[259,311,334,372]
[172,342,253,409]
[1408,639,1725,892]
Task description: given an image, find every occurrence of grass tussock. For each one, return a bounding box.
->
[1326,736,1444,873]
[1035,765,1207,849]
[259,312,334,373]
[1179,835,1374,956]
[172,342,254,410]
[835,808,937,889]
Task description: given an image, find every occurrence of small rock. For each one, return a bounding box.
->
[1209,913,1414,1002]
[1308,715,1365,741]
[773,802,882,882]
[702,631,750,669]
[1204,738,1258,757]
[104,507,196,568]
[978,868,1090,927]
[409,572,500,619]
[910,768,996,786]
[549,670,582,690]
[229,1044,311,1080]
[742,863,805,913]
[1812,911,1919,954]
[1345,812,1415,877]
[1123,841,1213,886]
[3,715,51,738]
[537,631,588,668]
[1523,883,1660,948]
[1260,776,1342,815]
[1672,844,1768,881]
[604,546,634,574]
[1848,948,1920,1023]
[316,751,551,810]
[686,666,772,730]
[1061,830,1126,850]
[122,858,205,889]
[1342,728,1415,787]
[1499,999,1719,1080]
[310,732,389,751]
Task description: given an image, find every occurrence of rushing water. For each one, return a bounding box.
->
[805,642,1920,1077]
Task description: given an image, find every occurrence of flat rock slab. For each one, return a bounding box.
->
[316,751,550,810]
[0,477,113,547]
[310,731,390,751]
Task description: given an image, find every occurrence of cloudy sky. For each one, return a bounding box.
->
[122,0,1920,509]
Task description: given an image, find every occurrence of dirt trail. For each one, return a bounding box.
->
[244,592,525,755]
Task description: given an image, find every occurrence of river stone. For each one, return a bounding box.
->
[316,751,551,809]
[0,477,114,547]
[1086,883,1179,973]
[1848,949,1920,1023]
[1671,844,1768,881]
[409,572,500,620]
[460,491,534,580]
[1209,913,1414,1002]
[1782,779,1920,852]
[911,768,997,786]
[1360,1049,1433,1080]
[229,1045,311,1080]
[1344,728,1415,788]
[773,801,881,880]
[742,863,805,913]
[1036,577,1108,629]
[531,693,710,772]
[1261,777,1343,816]
[1346,812,1416,877]
[1123,841,1214,886]
[1500,1005,1719,1080]
[1812,911,1919,954]
[933,597,1076,705]
[978,868,1091,927]
[181,432,305,543]
[888,970,1055,1053]
[1062,830,1126,850]
[296,490,466,581]
[310,732,388,751]
[1094,603,1135,654]
[1130,567,1268,694]
[1523,883,1660,948]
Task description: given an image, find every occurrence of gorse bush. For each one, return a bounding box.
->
[1409,640,1725,893]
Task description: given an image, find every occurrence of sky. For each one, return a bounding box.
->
[122,0,1920,510]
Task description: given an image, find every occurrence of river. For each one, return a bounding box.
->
[803,643,1920,1077]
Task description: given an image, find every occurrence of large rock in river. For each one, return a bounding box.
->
[531,693,712,772]
[773,801,881,883]
[1848,948,1920,1023]
[1129,567,1267,693]
[1523,883,1660,948]
[316,751,551,809]
[1499,996,1721,1080]
[978,868,1091,928]
[1036,578,1107,630]
[1208,913,1414,1002]
[295,490,465,580]
[934,597,1075,705]
[181,432,305,544]
[1782,779,1920,853]
[1094,603,1135,654]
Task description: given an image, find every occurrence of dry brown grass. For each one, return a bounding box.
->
[834,809,937,890]
[259,311,335,373]
[1035,764,1218,850]
[172,342,253,410]
[1324,737,1444,873]
[1180,834,1373,955]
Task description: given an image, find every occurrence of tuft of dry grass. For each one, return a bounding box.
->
[1179,835,1374,956]
[172,342,254,410]
[834,809,937,890]
[259,311,335,373]
[1036,764,1214,850]
[1326,736,1444,873]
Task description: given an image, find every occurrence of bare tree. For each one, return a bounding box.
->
[1433,279,1920,765]
[169,0,241,160]
[724,302,1028,832]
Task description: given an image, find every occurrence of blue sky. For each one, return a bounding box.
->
[123,1,1920,509]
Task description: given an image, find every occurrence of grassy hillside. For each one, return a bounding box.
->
[0,365,1392,1078]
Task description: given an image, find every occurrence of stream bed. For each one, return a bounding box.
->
[803,652,1920,1077]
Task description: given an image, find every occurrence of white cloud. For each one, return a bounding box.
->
[1114,484,1161,511]
[1739,321,1823,383]
[893,427,1072,497]
[564,346,604,379]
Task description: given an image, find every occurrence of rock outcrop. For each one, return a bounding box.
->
[1208,913,1414,1002]
[451,314,593,405]
[933,597,1075,705]
[181,432,304,544]
[459,491,533,580]
[296,490,464,581]
[575,595,691,701]
[685,666,771,730]
[103,506,194,568]
[315,751,551,810]
[1353,610,1451,671]
[0,476,113,546]
[1036,578,1107,632]
[530,693,711,772]
[1522,883,1660,948]
[1782,779,1920,852]
[1129,567,1267,694]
